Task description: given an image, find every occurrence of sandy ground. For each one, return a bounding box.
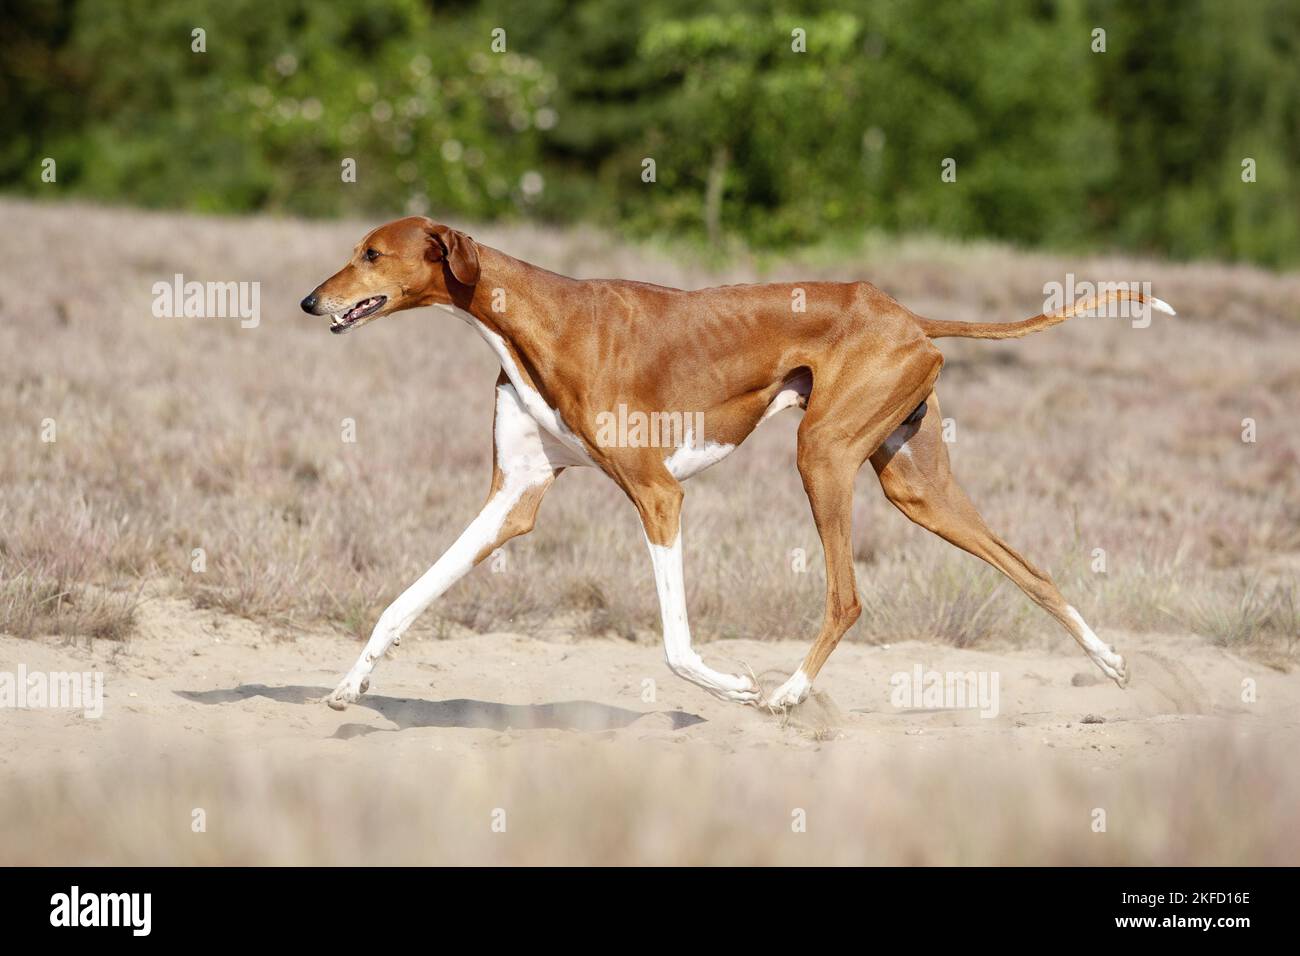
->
[3,586,1297,865]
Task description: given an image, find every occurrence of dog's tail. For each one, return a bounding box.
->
[915,289,1175,340]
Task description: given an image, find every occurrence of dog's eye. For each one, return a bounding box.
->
[364,248,381,262]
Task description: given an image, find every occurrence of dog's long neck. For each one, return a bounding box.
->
[446,244,587,400]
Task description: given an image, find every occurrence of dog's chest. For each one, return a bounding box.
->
[441,304,594,466]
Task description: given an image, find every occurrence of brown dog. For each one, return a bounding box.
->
[303,217,1172,710]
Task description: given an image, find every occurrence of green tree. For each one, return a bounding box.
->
[35,0,557,219]
[2,0,1297,267]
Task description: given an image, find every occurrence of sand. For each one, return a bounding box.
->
[2,585,1296,865]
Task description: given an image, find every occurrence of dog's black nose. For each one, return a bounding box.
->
[300,294,318,314]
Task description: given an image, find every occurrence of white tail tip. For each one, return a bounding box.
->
[1149,297,1176,316]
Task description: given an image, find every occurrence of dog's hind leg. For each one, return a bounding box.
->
[764,440,862,710]
[326,380,563,710]
[767,337,943,710]
[869,391,1128,686]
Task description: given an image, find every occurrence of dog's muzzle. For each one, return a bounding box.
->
[329,295,387,334]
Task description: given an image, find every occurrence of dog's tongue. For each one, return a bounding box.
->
[347,297,379,319]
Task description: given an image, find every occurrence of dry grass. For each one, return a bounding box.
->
[0,503,139,641]
[2,733,1295,865]
[2,197,1297,657]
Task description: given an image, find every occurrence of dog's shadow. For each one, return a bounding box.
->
[175,684,704,737]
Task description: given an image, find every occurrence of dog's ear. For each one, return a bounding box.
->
[426,223,480,287]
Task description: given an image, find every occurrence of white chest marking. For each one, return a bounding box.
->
[493,383,573,484]
[438,303,594,467]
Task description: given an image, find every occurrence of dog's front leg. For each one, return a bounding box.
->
[632,478,761,705]
[327,382,560,710]
[325,475,551,709]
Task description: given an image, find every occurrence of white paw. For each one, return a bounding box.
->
[1067,608,1129,690]
[326,673,369,711]
[669,654,761,704]
[1091,649,1129,688]
[726,677,763,705]
[704,672,761,705]
[764,670,812,712]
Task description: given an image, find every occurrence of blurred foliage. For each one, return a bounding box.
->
[3,0,555,217]
[2,0,1298,266]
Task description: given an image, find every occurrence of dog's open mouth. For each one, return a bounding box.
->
[330,295,387,333]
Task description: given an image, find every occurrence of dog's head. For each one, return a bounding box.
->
[300,216,480,334]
